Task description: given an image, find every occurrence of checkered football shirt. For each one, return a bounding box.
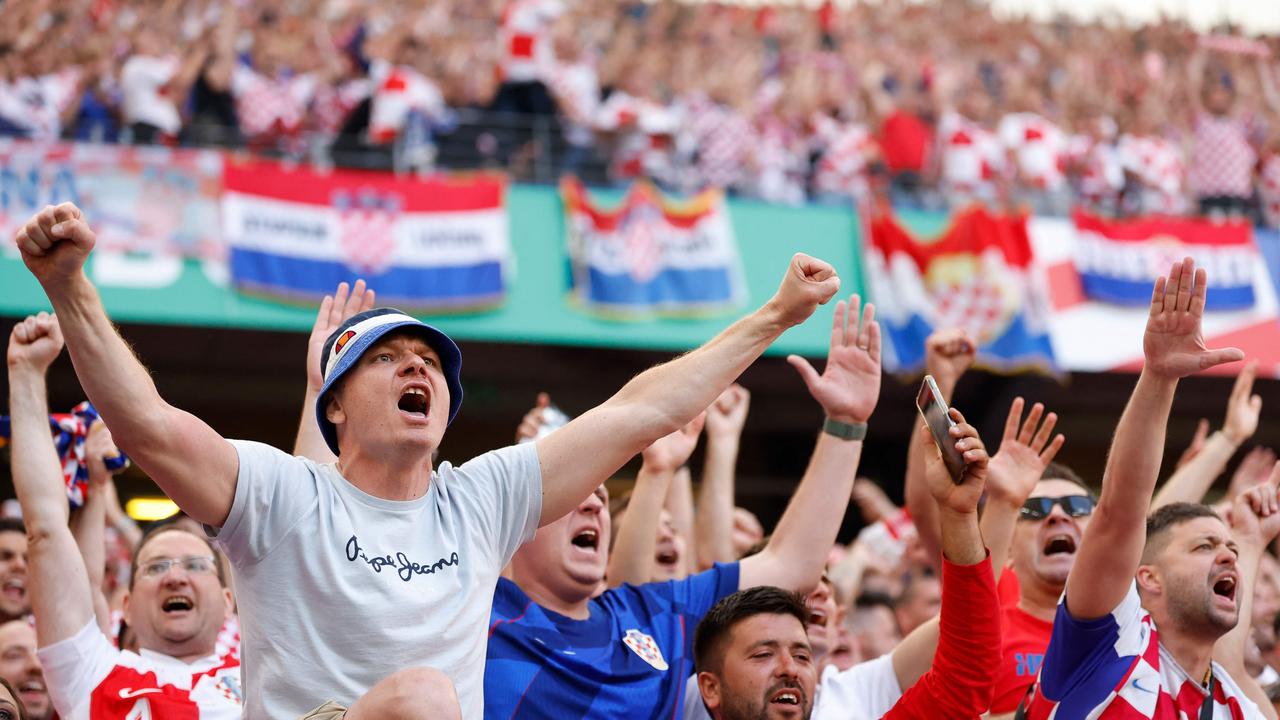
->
[1024,583,1262,719]
[1189,113,1257,199]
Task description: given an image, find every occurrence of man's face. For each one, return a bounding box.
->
[0,621,49,719]
[1145,516,1240,636]
[0,533,28,621]
[701,613,816,720]
[803,580,837,669]
[895,575,940,635]
[124,531,231,659]
[849,605,900,660]
[511,486,611,602]
[1011,480,1093,592]
[329,333,450,457]
[652,509,686,582]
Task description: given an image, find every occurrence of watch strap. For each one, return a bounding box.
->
[823,417,867,441]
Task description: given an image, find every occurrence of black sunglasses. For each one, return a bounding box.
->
[1019,495,1095,521]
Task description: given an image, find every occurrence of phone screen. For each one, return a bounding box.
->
[915,376,966,483]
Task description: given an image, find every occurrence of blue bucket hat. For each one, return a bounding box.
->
[315,308,463,455]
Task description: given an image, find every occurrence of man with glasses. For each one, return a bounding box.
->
[7,313,241,719]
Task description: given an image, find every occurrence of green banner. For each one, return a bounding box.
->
[0,186,869,357]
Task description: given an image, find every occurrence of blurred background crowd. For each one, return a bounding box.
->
[3,0,1280,221]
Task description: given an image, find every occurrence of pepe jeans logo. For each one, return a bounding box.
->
[622,629,669,671]
[344,535,460,583]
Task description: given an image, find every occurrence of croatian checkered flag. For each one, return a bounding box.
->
[0,401,129,508]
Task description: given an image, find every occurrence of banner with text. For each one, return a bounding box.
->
[0,140,223,259]
[223,161,510,310]
[562,178,745,318]
[865,207,1057,373]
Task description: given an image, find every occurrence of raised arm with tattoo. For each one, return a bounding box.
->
[904,329,976,568]
[738,296,880,593]
[15,204,239,527]
[981,398,1065,582]
[1066,258,1244,621]
[535,253,841,526]
[696,385,750,569]
[1152,359,1261,510]
[6,314,96,648]
[607,414,704,587]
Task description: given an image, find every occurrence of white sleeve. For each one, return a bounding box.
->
[811,655,902,720]
[683,673,712,720]
[206,440,322,566]
[37,619,118,720]
[446,442,543,566]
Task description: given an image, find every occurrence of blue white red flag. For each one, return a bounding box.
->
[223,160,510,311]
[0,402,128,509]
[1073,210,1257,309]
[864,207,1056,373]
[561,178,745,318]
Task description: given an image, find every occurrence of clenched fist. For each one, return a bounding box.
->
[767,253,841,328]
[14,202,97,286]
[7,312,64,372]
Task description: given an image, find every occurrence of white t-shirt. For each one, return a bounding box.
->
[210,440,543,719]
[120,55,181,134]
[39,619,242,720]
[683,653,901,720]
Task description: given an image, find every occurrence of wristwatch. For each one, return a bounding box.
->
[823,417,867,441]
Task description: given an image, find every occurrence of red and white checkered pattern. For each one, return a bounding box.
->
[231,65,318,140]
[368,63,446,145]
[312,79,371,137]
[811,114,876,201]
[938,110,1004,198]
[1189,113,1257,199]
[681,93,752,191]
[1069,134,1125,205]
[1259,154,1280,228]
[499,0,564,83]
[335,190,400,275]
[933,276,1011,344]
[998,112,1068,191]
[1119,133,1188,215]
[622,203,663,283]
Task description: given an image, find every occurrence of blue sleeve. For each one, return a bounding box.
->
[1038,585,1143,708]
[669,562,741,620]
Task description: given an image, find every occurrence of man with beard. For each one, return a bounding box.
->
[693,408,1000,720]
[0,522,29,625]
[1024,258,1276,719]
[0,621,50,720]
[485,295,882,718]
[7,313,240,718]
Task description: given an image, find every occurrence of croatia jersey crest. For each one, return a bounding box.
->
[622,629,669,672]
[332,188,402,276]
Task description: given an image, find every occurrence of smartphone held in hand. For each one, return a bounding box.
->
[916,375,966,483]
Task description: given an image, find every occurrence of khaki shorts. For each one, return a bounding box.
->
[298,701,347,720]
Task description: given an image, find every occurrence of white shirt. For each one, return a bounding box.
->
[121,55,181,134]
[683,653,901,720]
[39,619,242,720]
[210,440,543,719]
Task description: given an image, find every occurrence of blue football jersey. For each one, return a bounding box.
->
[484,563,740,719]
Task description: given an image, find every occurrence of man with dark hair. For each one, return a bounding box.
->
[846,592,901,662]
[15,203,842,718]
[7,313,240,718]
[0,519,29,624]
[0,621,50,720]
[698,408,1002,720]
[1025,259,1277,719]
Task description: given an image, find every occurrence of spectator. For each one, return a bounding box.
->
[0,522,27,627]
[846,592,901,662]
[0,622,48,720]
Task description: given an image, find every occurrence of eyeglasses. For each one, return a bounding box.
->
[1019,495,1095,521]
[138,555,218,580]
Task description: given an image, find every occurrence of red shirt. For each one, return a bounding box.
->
[990,568,1055,713]
[878,110,931,173]
[881,555,1000,719]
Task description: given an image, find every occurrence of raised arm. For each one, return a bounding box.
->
[607,415,704,587]
[981,398,1065,582]
[1152,360,1260,509]
[535,254,840,525]
[15,204,239,527]
[1216,471,1280,720]
[1065,258,1244,620]
[69,420,122,635]
[904,329,976,568]
[696,385,750,569]
[293,280,376,463]
[6,314,96,646]
[739,296,880,592]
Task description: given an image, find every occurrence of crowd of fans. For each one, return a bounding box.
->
[3,200,1280,718]
[3,0,1280,221]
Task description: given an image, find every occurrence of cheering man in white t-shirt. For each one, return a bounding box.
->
[11,202,843,719]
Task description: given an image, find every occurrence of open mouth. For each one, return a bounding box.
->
[1,578,24,602]
[162,596,194,613]
[656,549,679,568]
[1213,575,1237,602]
[398,387,429,417]
[571,529,599,551]
[1042,534,1077,556]
[17,680,44,698]
[808,608,828,628]
[769,687,803,708]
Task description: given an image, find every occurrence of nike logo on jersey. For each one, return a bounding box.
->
[1129,677,1156,694]
[118,688,163,699]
